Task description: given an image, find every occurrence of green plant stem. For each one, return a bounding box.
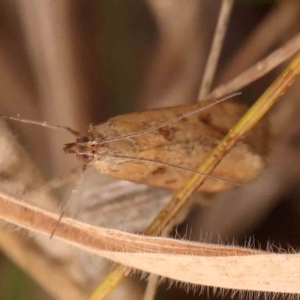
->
[87,51,300,300]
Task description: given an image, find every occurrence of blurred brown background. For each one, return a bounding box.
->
[1,0,300,299]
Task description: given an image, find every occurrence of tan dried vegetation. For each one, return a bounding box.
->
[1,1,300,300]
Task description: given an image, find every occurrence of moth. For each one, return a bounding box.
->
[1,94,269,195]
[63,95,269,193]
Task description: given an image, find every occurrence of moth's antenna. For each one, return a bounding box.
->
[95,92,241,145]
[0,114,79,136]
[95,153,243,186]
[50,164,87,238]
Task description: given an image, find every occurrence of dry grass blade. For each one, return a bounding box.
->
[199,0,234,98]
[87,52,300,299]
[204,32,300,101]
[3,187,300,295]
[0,191,259,256]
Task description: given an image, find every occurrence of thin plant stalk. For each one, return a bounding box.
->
[205,32,300,101]
[87,51,300,300]
[199,0,234,98]
[143,274,160,300]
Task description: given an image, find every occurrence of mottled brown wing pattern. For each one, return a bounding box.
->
[91,101,269,192]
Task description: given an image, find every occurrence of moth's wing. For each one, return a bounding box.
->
[92,101,269,192]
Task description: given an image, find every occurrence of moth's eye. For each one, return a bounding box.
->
[77,135,90,143]
[77,154,94,164]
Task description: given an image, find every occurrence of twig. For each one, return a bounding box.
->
[199,0,234,98]
[88,51,300,299]
[203,32,300,101]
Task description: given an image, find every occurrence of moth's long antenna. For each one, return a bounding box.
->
[0,114,79,136]
[50,164,87,238]
[95,92,241,145]
[95,153,243,186]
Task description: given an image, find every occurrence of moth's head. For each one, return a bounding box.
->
[63,134,95,164]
